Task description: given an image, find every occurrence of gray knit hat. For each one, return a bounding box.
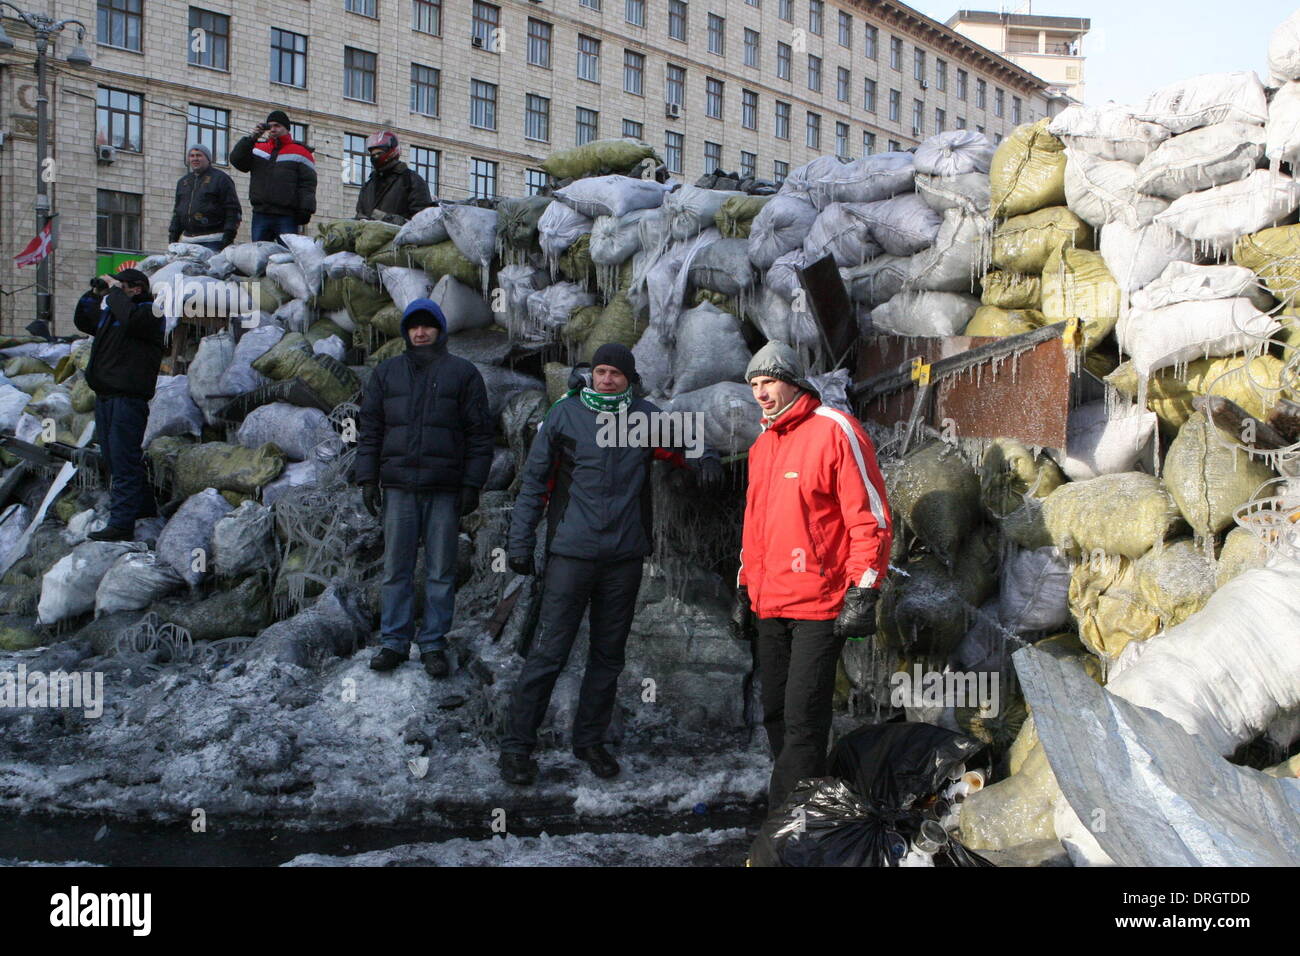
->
[745,341,818,396]
[187,143,213,163]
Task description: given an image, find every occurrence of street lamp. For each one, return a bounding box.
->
[0,4,92,334]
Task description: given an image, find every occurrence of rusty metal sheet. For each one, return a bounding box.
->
[796,254,857,368]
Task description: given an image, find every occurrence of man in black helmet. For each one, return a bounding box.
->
[356,130,433,225]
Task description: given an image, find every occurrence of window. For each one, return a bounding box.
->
[976,78,987,109]
[835,121,849,159]
[708,14,725,55]
[470,79,497,130]
[96,190,142,252]
[525,94,550,142]
[775,100,790,139]
[777,42,791,81]
[528,19,552,68]
[97,0,142,52]
[837,67,850,103]
[290,122,309,144]
[744,28,760,68]
[956,69,968,101]
[890,36,902,70]
[665,131,684,174]
[343,133,369,186]
[994,132,1003,144]
[773,160,788,184]
[955,116,966,130]
[470,158,498,200]
[778,0,792,22]
[912,98,923,134]
[525,169,548,196]
[626,0,645,27]
[410,64,440,116]
[913,48,925,83]
[862,130,875,155]
[807,55,821,93]
[580,0,600,8]
[472,1,499,51]
[740,150,756,177]
[346,0,377,18]
[995,88,1005,118]
[623,118,643,139]
[976,124,984,134]
[271,28,307,88]
[411,146,440,196]
[935,108,945,132]
[668,0,687,41]
[577,35,600,83]
[96,86,143,152]
[808,0,823,36]
[186,104,230,165]
[187,8,229,70]
[624,50,644,94]
[413,0,441,35]
[1013,96,1022,125]
[863,78,877,113]
[936,59,947,91]
[742,89,758,129]
[745,0,759,6]
[344,48,377,102]
[888,139,900,152]
[576,107,599,146]
[888,88,900,123]
[806,111,820,150]
[666,64,686,105]
[705,77,724,119]
[838,10,852,48]
[864,24,877,59]
[704,140,722,173]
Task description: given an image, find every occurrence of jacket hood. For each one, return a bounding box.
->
[402,298,448,345]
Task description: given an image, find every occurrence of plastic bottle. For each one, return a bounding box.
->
[942,769,986,803]
[898,820,948,867]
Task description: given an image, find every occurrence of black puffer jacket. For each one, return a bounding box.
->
[72,289,165,400]
[355,299,494,491]
[169,167,242,243]
[229,133,317,221]
[356,160,432,223]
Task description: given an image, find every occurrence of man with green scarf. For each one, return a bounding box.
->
[500,343,722,785]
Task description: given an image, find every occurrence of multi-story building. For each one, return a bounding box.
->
[0,0,1050,334]
[947,7,1089,104]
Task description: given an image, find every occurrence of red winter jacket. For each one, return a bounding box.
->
[739,393,892,620]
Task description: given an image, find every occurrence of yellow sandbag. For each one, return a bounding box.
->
[991,207,1092,275]
[1068,553,1162,661]
[1216,525,1270,588]
[715,195,772,239]
[174,441,286,498]
[69,375,95,414]
[979,437,1065,518]
[4,356,52,377]
[1233,223,1300,306]
[981,271,1042,309]
[1043,472,1183,559]
[1134,538,1217,629]
[1162,411,1276,538]
[1106,354,1290,431]
[542,139,658,180]
[1040,247,1121,350]
[963,306,1043,338]
[368,336,406,365]
[958,740,1059,850]
[989,120,1068,219]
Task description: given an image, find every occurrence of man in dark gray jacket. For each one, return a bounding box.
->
[355,298,494,678]
[500,344,723,785]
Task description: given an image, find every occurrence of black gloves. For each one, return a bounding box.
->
[833,586,880,641]
[508,554,534,576]
[567,363,592,392]
[168,233,181,245]
[222,231,237,248]
[361,482,382,518]
[695,456,725,490]
[459,486,480,517]
[730,585,757,642]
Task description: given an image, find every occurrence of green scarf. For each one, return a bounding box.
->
[578,386,633,414]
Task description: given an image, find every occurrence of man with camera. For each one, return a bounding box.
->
[72,269,164,542]
[230,110,317,243]
[168,144,242,252]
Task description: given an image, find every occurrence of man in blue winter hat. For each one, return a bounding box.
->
[355,299,495,678]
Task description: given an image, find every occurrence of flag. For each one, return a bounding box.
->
[14,221,54,268]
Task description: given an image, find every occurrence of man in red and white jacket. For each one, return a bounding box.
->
[734,341,892,810]
[230,110,317,242]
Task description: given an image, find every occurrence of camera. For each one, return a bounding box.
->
[89,277,109,294]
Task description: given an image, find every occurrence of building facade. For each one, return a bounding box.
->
[0,0,1049,334]
[947,8,1089,104]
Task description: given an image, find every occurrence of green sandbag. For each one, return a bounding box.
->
[319,219,365,254]
[989,119,1067,219]
[569,293,647,364]
[157,574,270,641]
[355,221,401,258]
[692,288,741,318]
[981,271,1042,309]
[542,139,658,180]
[544,361,570,405]
[174,441,286,498]
[69,375,95,413]
[368,336,407,365]
[257,274,288,312]
[497,196,552,250]
[274,548,325,601]
[0,626,40,651]
[334,276,391,327]
[305,318,347,345]
[145,435,197,488]
[4,356,52,377]
[1042,472,1184,559]
[883,440,981,565]
[315,277,347,312]
[251,333,311,377]
[1162,411,1276,538]
[991,207,1092,275]
[715,195,772,239]
[564,305,603,348]
[411,241,481,287]
[253,334,359,406]
[558,233,597,286]
[370,304,403,339]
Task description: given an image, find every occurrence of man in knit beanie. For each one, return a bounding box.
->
[168,142,242,250]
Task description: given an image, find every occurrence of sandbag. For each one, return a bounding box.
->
[410,242,480,288]
[883,441,980,564]
[991,207,1092,275]
[843,255,909,307]
[212,499,276,579]
[1269,10,1300,84]
[1040,247,1121,349]
[1217,525,1270,587]
[235,403,334,462]
[906,208,990,293]
[1135,122,1267,200]
[1068,553,1161,661]
[746,286,821,351]
[555,175,665,219]
[860,193,943,257]
[689,239,754,296]
[1106,354,1290,431]
[260,458,323,506]
[1136,260,1272,312]
[187,331,236,426]
[394,205,450,247]
[913,130,994,177]
[1135,71,1268,134]
[354,220,401,258]
[1133,538,1217,630]
[664,381,761,457]
[590,210,653,265]
[979,438,1065,518]
[442,204,498,267]
[318,219,365,254]
[665,186,743,241]
[474,364,547,420]
[748,194,819,270]
[913,171,991,216]
[252,338,360,407]
[95,550,184,617]
[38,540,140,624]
[143,375,204,448]
[265,260,313,302]
[1042,472,1183,559]
[803,203,882,267]
[565,293,645,363]
[542,139,656,180]
[430,274,494,334]
[496,196,551,253]
[1059,402,1157,481]
[1162,411,1277,537]
[217,325,283,398]
[321,251,376,284]
[1048,104,1170,164]
[538,201,593,261]
[1152,169,1300,254]
[174,442,286,498]
[999,545,1071,634]
[273,298,312,333]
[379,266,434,312]
[989,120,1068,219]
[1232,223,1300,307]
[870,291,979,337]
[281,234,325,297]
[980,271,1041,309]
[495,264,550,341]
[963,306,1040,338]
[784,152,915,208]
[670,303,750,395]
[1116,297,1279,378]
[1098,221,1197,293]
[715,195,772,238]
[631,329,671,397]
[156,488,232,587]
[1063,151,1167,229]
[522,282,593,344]
[767,250,809,301]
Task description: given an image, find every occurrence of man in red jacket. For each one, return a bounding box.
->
[733,341,892,810]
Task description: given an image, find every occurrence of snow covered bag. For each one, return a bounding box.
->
[312,334,346,363]
[664,382,762,456]
[394,205,450,247]
[869,291,979,337]
[379,265,434,312]
[538,201,593,261]
[913,130,995,178]
[525,282,594,342]
[589,210,654,266]
[442,204,498,267]
[1152,169,1300,254]
[168,241,216,262]
[747,286,821,350]
[1098,221,1195,293]
[555,175,666,219]
[860,194,943,257]
[281,234,326,297]
[38,540,142,624]
[748,194,819,270]
[261,458,324,506]
[236,403,334,462]
[496,264,550,341]
[1048,104,1170,164]
[1135,122,1267,200]
[156,488,233,588]
[273,298,311,333]
[1130,261,1273,312]
[665,186,743,241]
[321,251,377,284]
[1135,71,1269,134]
[808,369,852,414]
[265,260,312,302]
[213,500,277,579]
[1266,82,1300,171]
[843,255,909,307]
[143,375,204,447]
[766,250,809,301]
[913,172,991,216]
[784,153,915,208]
[803,203,882,268]
[1269,10,1300,84]
[1059,402,1158,481]
[689,239,754,296]
[95,551,184,617]
[187,332,236,426]
[217,325,283,398]
[670,303,751,396]
[1117,298,1280,378]
[0,384,30,432]
[906,209,990,294]
[431,275,494,333]
[1064,151,1167,229]
[224,241,283,277]
[998,545,1071,633]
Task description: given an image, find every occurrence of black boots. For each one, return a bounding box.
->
[574,745,620,779]
[88,526,133,542]
[421,650,450,678]
[499,752,538,786]
[369,647,405,671]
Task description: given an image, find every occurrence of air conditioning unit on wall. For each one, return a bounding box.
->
[472,35,484,49]
[665,101,681,118]
[97,144,116,163]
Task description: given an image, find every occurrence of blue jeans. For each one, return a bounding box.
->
[380,488,459,654]
[94,396,157,530]
[251,212,300,243]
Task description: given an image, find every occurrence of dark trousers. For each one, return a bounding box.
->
[755,617,846,810]
[501,554,643,755]
[94,395,157,531]
[251,212,299,243]
[379,488,459,654]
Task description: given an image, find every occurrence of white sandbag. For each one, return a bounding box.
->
[905,208,990,293]
[1136,71,1269,134]
[431,274,494,333]
[1059,402,1158,481]
[1135,122,1268,200]
[632,328,671,397]
[1048,104,1170,164]
[496,264,551,341]
[860,193,943,257]
[590,210,653,266]
[25,385,71,423]
[187,331,236,426]
[0,503,29,572]
[663,381,761,456]
[379,265,434,312]
[670,303,751,396]
[38,540,141,624]
[665,186,743,241]
[0,341,70,365]
[913,130,995,178]
[766,250,809,301]
[168,241,215,262]
[265,260,312,302]
[998,546,1071,633]
[273,298,311,333]
[393,205,450,247]
[94,550,184,617]
[1266,81,1300,171]
[224,241,283,277]
[0,384,30,432]
[1130,261,1273,312]
[1117,297,1280,378]
[746,286,821,350]
[1064,151,1168,229]
[525,282,594,342]
[646,233,707,346]
[136,254,170,276]
[808,368,852,414]
[312,334,346,363]
[870,291,979,337]
[142,375,204,447]
[785,153,915,208]
[156,488,233,587]
[216,325,282,398]
[281,234,325,297]
[321,251,377,284]
[538,201,593,261]
[1269,10,1300,84]
[747,194,820,270]
[555,175,666,219]
[212,499,276,579]
[689,238,755,296]
[236,404,333,462]
[13,413,42,444]
[843,255,910,307]
[442,204,498,267]
[261,458,323,506]
[148,259,206,297]
[803,203,882,268]
[204,253,235,279]
[1153,169,1300,254]
[1099,220,1197,293]
[914,172,991,216]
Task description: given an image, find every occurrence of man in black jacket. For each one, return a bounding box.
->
[71,269,163,542]
[355,131,433,225]
[355,298,494,678]
[168,144,242,251]
[229,110,317,242]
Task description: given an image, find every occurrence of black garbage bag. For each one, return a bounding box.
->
[829,721,985,811]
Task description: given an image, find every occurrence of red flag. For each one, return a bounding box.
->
[14,221,54,268]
